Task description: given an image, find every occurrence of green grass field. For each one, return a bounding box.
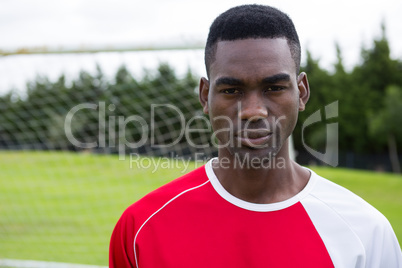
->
[0,151,401,266]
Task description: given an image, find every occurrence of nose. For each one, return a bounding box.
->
[238,91,268,121]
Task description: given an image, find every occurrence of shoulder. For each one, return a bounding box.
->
[120,164,210,227]
[109,166,209,268]
[306,170,398,245]
[308,169,388,226]
[303,169,402,266]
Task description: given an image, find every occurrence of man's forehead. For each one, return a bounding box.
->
[210,38,296,79]
[213,38,292,64]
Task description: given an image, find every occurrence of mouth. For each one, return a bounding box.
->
[236,129,272,148]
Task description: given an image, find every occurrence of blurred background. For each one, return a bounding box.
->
[1,0,401,267]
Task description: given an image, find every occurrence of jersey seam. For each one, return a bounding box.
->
[308,192,366,254]
[133,179,210,268]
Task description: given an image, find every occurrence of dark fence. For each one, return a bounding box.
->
[297,151,400,172]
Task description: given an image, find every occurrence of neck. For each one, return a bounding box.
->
[213,144,310,204]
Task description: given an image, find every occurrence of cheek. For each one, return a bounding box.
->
[281,98,300,132]
[271,94,299,130]
[210,112,232,135]
[209,102,237,141]
[209,98,236,121]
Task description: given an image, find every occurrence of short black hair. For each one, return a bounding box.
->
[205,4,301,77]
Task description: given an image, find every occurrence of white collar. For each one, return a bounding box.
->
[205,157,317,212]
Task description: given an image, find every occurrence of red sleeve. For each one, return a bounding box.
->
[109,166,207,267]
[109,207,137,268]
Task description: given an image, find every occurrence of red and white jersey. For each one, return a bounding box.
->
[110,158,402,268]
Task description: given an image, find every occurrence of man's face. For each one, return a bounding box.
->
[199,38,309,162]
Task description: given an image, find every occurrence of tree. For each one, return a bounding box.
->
[332,43,369,153]
[352,23,402,154]
[369,85,402,173]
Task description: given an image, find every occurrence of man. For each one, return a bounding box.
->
[110,4,402,267]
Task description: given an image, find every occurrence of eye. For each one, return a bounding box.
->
[222,88,240,94]
[265,86,285,92]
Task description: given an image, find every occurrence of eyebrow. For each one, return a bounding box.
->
[262,73,291,84]
[214,77,244,87]
[214,73,291,87]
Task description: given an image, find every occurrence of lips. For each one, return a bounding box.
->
[236,129,272,147]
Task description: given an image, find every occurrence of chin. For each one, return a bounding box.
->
[228,146,282,167]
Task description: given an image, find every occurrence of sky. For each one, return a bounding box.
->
[1,0,401,93]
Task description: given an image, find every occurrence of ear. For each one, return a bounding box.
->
[199,77,210,114]
[297,72,310,111]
